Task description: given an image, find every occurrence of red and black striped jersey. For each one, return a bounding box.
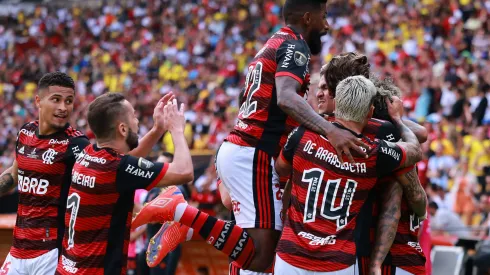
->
[12,121,89,259]
[226,26,311,157]
[56,144,168,275]
[350,117,425,275]
[276,124,407,272]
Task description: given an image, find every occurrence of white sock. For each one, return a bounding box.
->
[185,228,194,241]
[174,203,187,222]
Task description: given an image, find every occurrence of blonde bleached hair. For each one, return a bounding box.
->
[335,75,377,123]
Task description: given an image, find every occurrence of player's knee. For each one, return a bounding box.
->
[245,229,280,271]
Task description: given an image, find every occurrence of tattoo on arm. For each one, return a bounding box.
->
[393,119,422,167]
[371,181,402,268]
[276,77,333,136]
[397,168,427,217]
[0,173,15,197]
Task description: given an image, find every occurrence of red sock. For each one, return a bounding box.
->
[178,205,255,268]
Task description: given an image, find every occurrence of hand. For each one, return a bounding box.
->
[163,99,186,134]
[385,96,403,122]
[153,92,175,133]
[327,126,368,163]
[369,266,382,275]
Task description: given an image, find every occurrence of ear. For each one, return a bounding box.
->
[303,11,311,25]
[35,95,41,109]
[117,122,128,138]
[368,105,374,119]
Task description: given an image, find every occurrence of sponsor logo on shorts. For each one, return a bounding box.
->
[232,200,240,215]
[297,231,336,246]
[61,255,78,274]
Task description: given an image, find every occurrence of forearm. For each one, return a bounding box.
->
[393,119,422,167]
[278,92,333,137]
[370,182,402,268]
[402,119,428,143]
[170,130,194,182]
[396,168,427,217]
[128,128,164,158]
[0,166,15,197]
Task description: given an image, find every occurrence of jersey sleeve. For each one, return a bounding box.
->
[376,140,407,177]
[66,136,91,162]
[116,155,169,193]
[376,120,401,142]
[275,39,310,85]
[279,127,305,164]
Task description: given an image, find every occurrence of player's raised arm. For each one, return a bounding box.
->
[274,41,367,163]
[127,92,175,158]
[370,181,403,274]
[0,160,18,197]
[156,100,194,186]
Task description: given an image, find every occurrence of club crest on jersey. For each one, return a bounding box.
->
[138,158,154,170]
[42,148,58,164]
[294,51,308,66]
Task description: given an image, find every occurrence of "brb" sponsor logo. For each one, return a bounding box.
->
[18,175,49,195]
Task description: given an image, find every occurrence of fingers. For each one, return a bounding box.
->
[350,141,368,158]
[179,103,185,114]
[334,147,344,164]
[354,138,369,150]
[343,147,356,164]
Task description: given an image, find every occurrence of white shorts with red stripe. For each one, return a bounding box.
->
[274,254,359,275]
[1,248,57,275]
[216,141,283,231]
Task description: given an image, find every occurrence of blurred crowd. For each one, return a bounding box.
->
[0,0,489,241]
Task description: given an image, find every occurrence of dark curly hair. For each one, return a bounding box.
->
[323,52,370,97]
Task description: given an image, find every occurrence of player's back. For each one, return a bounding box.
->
[58,145,131,275]
[13,121,87,259]
[227,26,311,157]
[277,125,394,272]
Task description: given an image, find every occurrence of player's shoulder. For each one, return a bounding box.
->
[20,120,39,131]
[64,125,85,139]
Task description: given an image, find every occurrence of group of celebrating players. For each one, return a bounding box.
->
[0,0,430,274]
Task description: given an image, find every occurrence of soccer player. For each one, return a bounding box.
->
[133,1,369,274]
[317,53,427,275]
[0,72,173,275]
[55,94,193,274]
[273,76,424,274]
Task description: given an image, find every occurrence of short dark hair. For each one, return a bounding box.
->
[38,72,75,91]
[429,201,439,210]
[162,152,174,162]
[370,76,401,122]
[324,52,370,97]
[87,93,127,140]
[283,0,327,23]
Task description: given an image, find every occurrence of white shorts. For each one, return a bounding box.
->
[274,254,358,275]
[216,141,282,231]
[1,249,58,275]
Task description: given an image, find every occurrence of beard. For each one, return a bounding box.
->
[126,128,139,151]
[307,29,323,55]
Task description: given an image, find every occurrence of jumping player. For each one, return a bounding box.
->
[317,53,427,275]
[273,76,424,274]
[55,94,193,274]
[0,72,173,275]
[132,1,370,274]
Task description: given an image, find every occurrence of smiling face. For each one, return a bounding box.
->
[36,85,75,132]
[316,75,335,115]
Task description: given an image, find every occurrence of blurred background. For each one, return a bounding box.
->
[0,0,489,274]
